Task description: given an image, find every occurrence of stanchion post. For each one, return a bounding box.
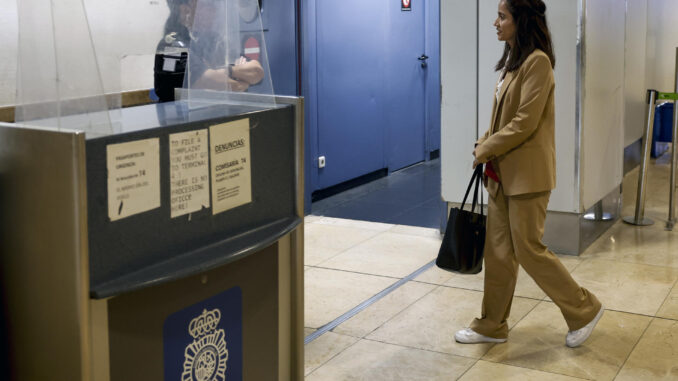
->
[624,89,658,226]
[667,48,678,230]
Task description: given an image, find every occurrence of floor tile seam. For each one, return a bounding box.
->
[386,200,439,223]
[348,189,439,207]
[478,358,595,381]
[384,230,443,240]
[573,256,678,273]
[307,219,395,234]
[563,258,586,274]
[331,284,438,340]
[310,230,392,268]
[313,185,386,209]
[388,194,437,212]
[324,199,410,215]
[310,250,355,269]
[611,316,655,381]
[387,223,443,234]
[352,282,441,341]
[304,260,436,345]
[360,336,482,361]
[501,298,545,346]
[454,358,482,381]
[308,265,404,281]
[303,337,363,378]
[432,282,546,303]
[657,277,678,312]
[654,315,678,322]
[536,300,667,321]
[308,218,396,232]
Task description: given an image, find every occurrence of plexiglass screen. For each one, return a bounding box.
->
[13,0,276,137]
[14,0,114,136]
[155,0,275,107]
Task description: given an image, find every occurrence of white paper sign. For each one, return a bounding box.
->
[107,138,161,221]
[170,129,210,218]
[210,119,252,215]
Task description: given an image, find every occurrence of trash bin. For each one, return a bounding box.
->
[652,102,674,157]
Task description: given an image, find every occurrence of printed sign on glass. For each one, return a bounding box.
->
[402,0,411,11]
[209,119,252,215]
[169,129,210,218]
[106,138,161,221]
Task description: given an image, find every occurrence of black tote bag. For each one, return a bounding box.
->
[436,165,486,274]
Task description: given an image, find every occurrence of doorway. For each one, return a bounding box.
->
[304,0,438,199]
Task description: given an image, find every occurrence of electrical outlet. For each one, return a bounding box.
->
[318,156,326,168]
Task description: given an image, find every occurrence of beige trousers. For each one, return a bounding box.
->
[470,184,601,339]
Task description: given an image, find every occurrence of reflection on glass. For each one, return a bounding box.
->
[154,0,270,103]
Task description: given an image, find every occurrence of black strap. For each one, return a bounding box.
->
[461,165,483,212]
[471,166,481,213]
[480,176,484,217]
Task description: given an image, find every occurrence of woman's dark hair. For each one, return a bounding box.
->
[496,0,555,72]
[164,0,191,40]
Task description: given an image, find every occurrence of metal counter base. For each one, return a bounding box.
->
[0,95,305,381]
[91,235,297,381]
[543,187,621,255]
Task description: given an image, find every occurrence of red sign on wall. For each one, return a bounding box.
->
[244,37,261,61]
[402,0,411,11]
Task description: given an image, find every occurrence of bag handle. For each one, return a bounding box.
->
[471,165,481,214]
[461,164,483,211]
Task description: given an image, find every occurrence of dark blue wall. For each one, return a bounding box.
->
[301,0,441,213]
[261,0,298,95]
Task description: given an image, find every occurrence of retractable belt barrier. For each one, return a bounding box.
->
[624,48,678,230]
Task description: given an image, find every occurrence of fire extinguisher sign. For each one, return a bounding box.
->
[402,0,411,11]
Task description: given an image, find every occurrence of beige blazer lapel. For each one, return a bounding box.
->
[490,71,515,133]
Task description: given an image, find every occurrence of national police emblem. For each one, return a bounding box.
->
[182,309,229,381]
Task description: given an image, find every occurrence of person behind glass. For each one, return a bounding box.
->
[454,0,604,348]
[154,0,265,102]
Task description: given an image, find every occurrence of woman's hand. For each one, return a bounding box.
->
[231,57,265,85]
[228,77,250,92]
[472,147,480,168]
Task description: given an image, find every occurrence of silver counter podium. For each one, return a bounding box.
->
[0,94,305,381]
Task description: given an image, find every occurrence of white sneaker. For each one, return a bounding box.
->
[454,328,507,344]
[566,306,605,348]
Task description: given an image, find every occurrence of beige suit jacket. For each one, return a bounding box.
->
[475,49,556,196]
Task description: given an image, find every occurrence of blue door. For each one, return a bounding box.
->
[313,0,428,190]
[315,1,387,189]
[386,0,427,171]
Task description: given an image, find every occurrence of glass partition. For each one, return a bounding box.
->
[13,0,276,138]
[14,0,115,137]
[155,0,276,107]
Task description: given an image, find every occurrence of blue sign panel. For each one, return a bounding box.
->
[163,287,243,381]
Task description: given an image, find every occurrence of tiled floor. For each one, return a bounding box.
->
[303,154,678,380]
[311,159,444,229]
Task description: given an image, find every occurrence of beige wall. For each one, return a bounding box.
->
[581,0,627,210]
[646,0,678,93]
[0,0,18,107]
[0,0,166,108]
[624,0,648,146]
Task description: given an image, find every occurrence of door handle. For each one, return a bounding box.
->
[419,54,429,68]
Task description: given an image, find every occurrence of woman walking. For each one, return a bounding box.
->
[455,0,604,348]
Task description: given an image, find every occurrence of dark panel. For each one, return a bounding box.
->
[86,103,297,297]
[108,243,279,381]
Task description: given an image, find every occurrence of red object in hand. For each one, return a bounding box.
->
[485,161,500,183]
